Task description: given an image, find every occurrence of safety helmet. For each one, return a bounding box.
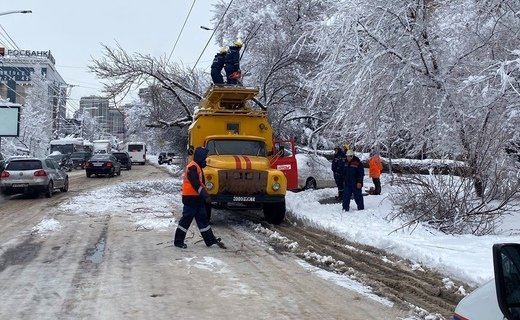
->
[219,47,228,54]
[233,39,243,47]
[346,149,354,156]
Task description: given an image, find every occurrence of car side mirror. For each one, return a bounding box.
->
[493,243,520,320]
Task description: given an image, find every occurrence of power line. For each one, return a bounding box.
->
[166,0,197,64]
[191,0,234,71]
[0,24,20,50]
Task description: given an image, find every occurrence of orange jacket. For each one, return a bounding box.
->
[182,160,205,196]
[368,155,383,178]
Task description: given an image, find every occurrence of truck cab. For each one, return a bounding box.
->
[188,86,289,224]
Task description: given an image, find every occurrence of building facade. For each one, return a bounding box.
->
[78,96,124,140]
[0,48,67,135]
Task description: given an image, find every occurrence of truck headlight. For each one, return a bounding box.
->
[206,181,214,190]
[272,182,280,191]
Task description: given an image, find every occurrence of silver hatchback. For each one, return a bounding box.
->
[0,157,69,198]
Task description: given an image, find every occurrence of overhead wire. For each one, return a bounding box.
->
[191,0,234,71]
[166,0,197,64]
[0,24,20,50]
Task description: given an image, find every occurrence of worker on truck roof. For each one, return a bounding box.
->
[224,40,242,85]
[211,47,228,85]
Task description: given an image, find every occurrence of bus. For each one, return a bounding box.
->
[126,142,147,165]
[49,138,85,155]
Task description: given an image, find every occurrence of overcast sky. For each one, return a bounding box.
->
[1,0,220,116]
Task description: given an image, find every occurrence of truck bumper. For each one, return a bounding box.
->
[210,194,285,204]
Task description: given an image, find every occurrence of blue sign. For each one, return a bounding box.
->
[0,66,34,81]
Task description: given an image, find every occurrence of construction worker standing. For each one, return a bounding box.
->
[342,149,365,211]
[225,40,242,84]
[368,149,383,195]
[331,147,345,200]
[174,147,225,249]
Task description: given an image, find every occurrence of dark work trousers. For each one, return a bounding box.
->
[174,203,217,246]
[211,68,224,84]
[342,183,364,211]
[372,177,381,195]
[334,173,344,198]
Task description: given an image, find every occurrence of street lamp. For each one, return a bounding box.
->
[0,10,32,17]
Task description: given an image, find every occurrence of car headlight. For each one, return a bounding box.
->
[272,182,280,191]
[206,181,214,190]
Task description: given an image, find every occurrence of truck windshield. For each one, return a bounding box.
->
[206,140,267,157]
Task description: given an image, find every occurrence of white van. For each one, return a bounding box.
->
[453,243,520,320]
[126,142,147,165]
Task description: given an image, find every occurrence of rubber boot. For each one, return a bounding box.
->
[201,228,226,249]
[174,228,187,248]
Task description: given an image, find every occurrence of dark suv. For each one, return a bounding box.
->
[158,152,175,165]
[69,151,92,169]
[112,152,132,170]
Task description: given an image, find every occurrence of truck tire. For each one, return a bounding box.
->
[263,201,285,225]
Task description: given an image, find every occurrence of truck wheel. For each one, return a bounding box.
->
[263,201,285,225]
[205,203,212,222]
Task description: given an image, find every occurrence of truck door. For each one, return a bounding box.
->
[271,139,298,190]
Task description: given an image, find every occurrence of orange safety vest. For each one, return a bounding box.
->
[368,155,383,178]
[182,161,205,196]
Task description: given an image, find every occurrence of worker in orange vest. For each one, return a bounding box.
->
[368,149,383,195]
[174,147,225,249]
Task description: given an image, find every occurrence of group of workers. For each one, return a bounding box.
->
[332,144,383,211]
[173,143,383,249]
[211,40,243,85]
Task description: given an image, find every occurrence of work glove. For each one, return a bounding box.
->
[356,182,363,189]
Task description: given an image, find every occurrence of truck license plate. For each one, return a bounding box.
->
[233,196,255,202]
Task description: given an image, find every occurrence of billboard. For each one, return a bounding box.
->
[0,104,21,137]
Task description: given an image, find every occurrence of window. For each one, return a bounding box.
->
[6,160,43,170]
[128,144,144,152]
[206,139,266,156]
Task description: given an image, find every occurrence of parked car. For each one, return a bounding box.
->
[69,151,92,169]
[453,243,520,320]
[295,153,336,190]
[0,157,69,198]
[158,152,175,165]
[48,153,73,172]
[85,154,121,177]
[112,152,132,170]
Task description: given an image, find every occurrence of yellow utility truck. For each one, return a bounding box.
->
[188,86,288,224]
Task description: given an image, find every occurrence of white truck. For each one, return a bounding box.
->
[92,140,112,154]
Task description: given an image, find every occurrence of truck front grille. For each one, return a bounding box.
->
[218,170,267,194]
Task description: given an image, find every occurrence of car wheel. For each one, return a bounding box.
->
[305,178,317,190]
[61,178,69,192]
[86,172,91,178]
[45,181,54,198]
[127,165,131,170]
[109,170,114,178]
